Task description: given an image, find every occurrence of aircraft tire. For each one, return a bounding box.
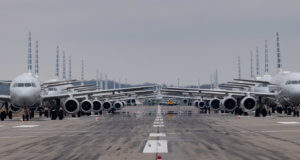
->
[44,110,49,118]
[58,110,64,120]
[26,114,29,121]
[262,108,267,117]
[8,111,12,119]
[0,112,5,121]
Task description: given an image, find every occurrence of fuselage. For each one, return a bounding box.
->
[10,73,41,108]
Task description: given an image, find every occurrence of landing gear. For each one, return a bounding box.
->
[58,110,64,120]
[0,111,6,121]
[51,109,57,120]
[8,111,12,119]
[44,110,49,118]
[23,108,30,121]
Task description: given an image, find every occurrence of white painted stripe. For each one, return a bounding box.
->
[0,125,4,127]
[143,140,168,153]
[153,124,165,127]
[13,125,40,128]
[149,133,166,137]
[153,121,164,124]
[277,122,300,124]
[0,136,37,139]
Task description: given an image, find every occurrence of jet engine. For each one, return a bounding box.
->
[9,104,22,113]
[182,99,188,104]
[194,101,199,108]
[103,101,112,111]
[209,98,221,110]
[80,100,93,113]
[92,100,102,112]
[198,100,206,109]
[221,97,237,112]
[63,98,80,114]
[121,101,126,107]
[241,96,257,112]
[114,101,123,110]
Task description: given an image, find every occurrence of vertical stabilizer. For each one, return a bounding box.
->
[105,74,108,90]
[256,47,260,76]
[96,69,99,89]
[56,46,59,79]
[28,32,32,72]
[62,51,66,80]
[118,78,121,88]
[238,56,241,79]
[68,56,72,80]
[276,32,282,72]
[265,40,269,74]
[113,78,116,89]
[81,60,84,81]
[35,40,39,76]
[250,51,254,79]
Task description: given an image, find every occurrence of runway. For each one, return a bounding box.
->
[1,105,300,160]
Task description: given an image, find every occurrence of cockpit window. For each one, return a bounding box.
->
[31,83,36,87]
[25,83,32,87]
[17,83,25,87]
[48,87,57,91]
[285,80,300,85]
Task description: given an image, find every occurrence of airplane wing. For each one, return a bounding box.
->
[162,87,277,98]
[0,95,11,102]
[0,81,11,86]
[41,79,78,87]
[42,86,155,100]
[233,79,275,85]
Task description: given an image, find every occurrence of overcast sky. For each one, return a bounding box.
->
[1,0,300,85]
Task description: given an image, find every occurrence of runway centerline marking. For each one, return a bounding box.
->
[143,140,168,153]
[13,125,40,128]
[277,121,300,124]
[149,133,166,137]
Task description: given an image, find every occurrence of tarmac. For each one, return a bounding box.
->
[0,105,300,160]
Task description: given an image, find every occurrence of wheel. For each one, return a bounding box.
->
[277,107,283,114]
[0,112,4,121]
[23,115,25,121]
[77,111,81,117]
[26,114,29,121]
[287,108,292,115]
[44,110,49,118]
[58,110,64,120]
[8,111,12,119]
[262,108,267,117]
[51,111,57,120]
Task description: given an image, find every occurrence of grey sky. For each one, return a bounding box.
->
[1,0,300,85]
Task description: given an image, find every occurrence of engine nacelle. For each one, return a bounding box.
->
[209,98,221,110]
[63,98,80,114]
[121,101,126,107]
[10,104,22,113]
[92,100,102,112]
[198,100,206,109]
[182,99,188,104]
[81,100,93,113]
[103,101,112,111]
[114,101,123,110]
[194,100,199,108]
[221,97,237,112]
[241,96,257,112]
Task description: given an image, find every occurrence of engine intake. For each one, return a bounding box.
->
[92,100,102,112]
[63,98,80,114]
[114,101,123,110]
[198,100,206,109]
[209,98,221,110]
[103,101,112,111]
[221,97,237,112]
[194,101,199,108]
[81,100,93,113]
[241,96,257,112]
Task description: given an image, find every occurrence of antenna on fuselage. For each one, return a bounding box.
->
[276,32,282,72]
[56,46,59,79]
[28,32,32,73]
[256,47,260,76]
[35,40,39,76]
[265,40,269,74]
